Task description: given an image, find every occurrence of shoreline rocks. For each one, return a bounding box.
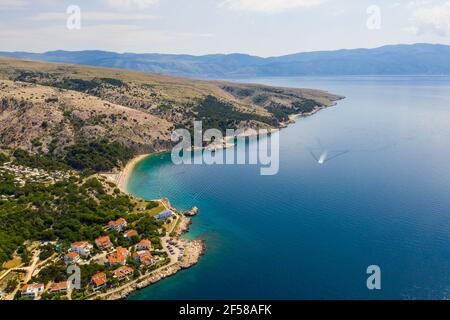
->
[184,206,199,217]
[98,239,206,300]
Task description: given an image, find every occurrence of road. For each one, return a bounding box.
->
[92,237,186,300]
[2,249,40,300]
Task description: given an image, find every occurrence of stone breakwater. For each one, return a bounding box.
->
[184,207,199,217]
[176,216,192,236]
[99,239,205,300]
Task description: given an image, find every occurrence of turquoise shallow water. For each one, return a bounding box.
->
[127,76,450,299]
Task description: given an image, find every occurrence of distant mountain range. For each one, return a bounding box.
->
[1,43,450,78]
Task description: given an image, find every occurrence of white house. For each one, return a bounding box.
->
[20,283,45,299]
[136,239,152,251]
[70,241,93,257]
[108,218,127,232]
[64,251,80,265]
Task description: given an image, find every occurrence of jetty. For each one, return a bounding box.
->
[184,207,199,217]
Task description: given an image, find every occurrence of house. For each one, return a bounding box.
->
[136,239,152,251]
[107,254,127,266]
[116,246,129,258]
[108,218,127,232]
[49,281,70,294]
[132,251,145,262]
[154,210,175,221]
[124,229,138,239]
[140,254,154,266]
[113,266,134,281]
[64,251,80,265]
[70,241,93,257]
[133,250,154,266]
[95,236,113,251]
[20,283,44,299]
[91,272,107,292]
[106,247,129,267]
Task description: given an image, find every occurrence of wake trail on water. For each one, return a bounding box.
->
[307,137,397,164]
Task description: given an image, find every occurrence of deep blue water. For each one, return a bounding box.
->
[127,76,450,300]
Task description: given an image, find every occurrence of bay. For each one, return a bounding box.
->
[127,76,450,300]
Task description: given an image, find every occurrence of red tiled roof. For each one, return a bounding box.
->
[113,266,133,278]
[138,239,152,248]
[124,229,138,238]
[133,250,153,265]
[95,236,112,248]
[66,251,80,259]
[107,254,126,264]
[116,247,129,256]
[72,241,91,248]
[140,254,153,266]
[50,281,68,292]
[91,272,107,287]
[107,247,128,264]
[108,218,127,227]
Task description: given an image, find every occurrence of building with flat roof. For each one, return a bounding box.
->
[154,210,175,221]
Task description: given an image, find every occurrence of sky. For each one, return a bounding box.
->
[0,0,450,56]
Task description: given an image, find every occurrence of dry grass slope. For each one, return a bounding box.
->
[0,56,343,156]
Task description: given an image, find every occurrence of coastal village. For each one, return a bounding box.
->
[0,51,342,304]
[0,156,204,300]
[0,57,337,302]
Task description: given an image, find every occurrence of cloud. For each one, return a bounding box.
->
[0,0,61,8]
[219,0,325,13]
[331,8,345,17]
[0,0,28,9]
[31,11,158,22]
[406,0,433,10]
[0,23,213,53]
[407,1,450,36]
[104,0,159,10]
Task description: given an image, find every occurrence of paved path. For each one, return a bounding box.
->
[2,249,40,300]
[92,237,185,300]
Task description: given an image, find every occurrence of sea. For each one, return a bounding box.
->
[126,76,450,299]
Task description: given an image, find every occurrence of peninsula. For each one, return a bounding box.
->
[0,57,342,300]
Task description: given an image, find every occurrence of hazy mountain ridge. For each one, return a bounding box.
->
[1,44,450,78]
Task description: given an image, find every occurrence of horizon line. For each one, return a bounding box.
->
[1,42,448,59]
